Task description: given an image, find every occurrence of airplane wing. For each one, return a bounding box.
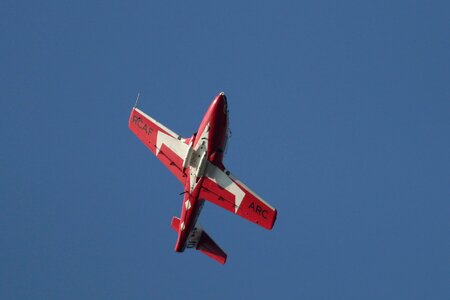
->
[129,107,189,183]
[200,162,277,230]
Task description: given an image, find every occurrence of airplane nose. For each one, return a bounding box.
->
[219,92,227,106]
[217,92,228,113]
[216,92,227,109]
[208,92,228,117]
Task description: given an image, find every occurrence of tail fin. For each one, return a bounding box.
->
[170,216,227,264]
[171,216,180,232]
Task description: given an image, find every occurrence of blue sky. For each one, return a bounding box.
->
[1,1,449,299]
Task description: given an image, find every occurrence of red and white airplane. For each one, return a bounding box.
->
[129,92,277,264]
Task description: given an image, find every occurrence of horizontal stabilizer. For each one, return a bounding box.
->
[170,217,227,264]
[197,230,227,264]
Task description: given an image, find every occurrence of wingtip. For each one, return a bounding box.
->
[220,255,227,265]
[265,208,277,230]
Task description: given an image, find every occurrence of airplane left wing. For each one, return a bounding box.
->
[129,107,189,183]
[200,162,277,230]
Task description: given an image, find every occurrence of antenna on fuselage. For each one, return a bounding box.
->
[134,92,141,108]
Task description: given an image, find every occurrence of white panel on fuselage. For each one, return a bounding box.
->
[188,123,210,192]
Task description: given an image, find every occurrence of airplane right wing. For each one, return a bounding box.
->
[200,162,277,230]
[129,107,190,183]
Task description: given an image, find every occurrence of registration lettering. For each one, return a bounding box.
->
[133,115,153,135]
[248,202,268,219]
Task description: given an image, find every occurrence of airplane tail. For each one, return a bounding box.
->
[196,230,227,264]
[171,217,227,264]
[171,216,181,232]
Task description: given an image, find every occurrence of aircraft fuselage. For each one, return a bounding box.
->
[174,93,228,252]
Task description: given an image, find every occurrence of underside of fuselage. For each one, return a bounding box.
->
[174,93,229,252]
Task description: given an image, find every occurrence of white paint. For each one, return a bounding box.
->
[194,151,208,179]
[228,173,275,210]
[185,199,191,210]
[188,123,210,192]
[156,130,189,158]
[182,140,194,169]
[205,162,245,213]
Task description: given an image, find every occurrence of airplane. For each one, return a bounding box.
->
[128,92,277,264]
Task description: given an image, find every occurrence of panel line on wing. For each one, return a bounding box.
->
[200,186,239,210]
[148,140,186,176]
[205,163,245,212]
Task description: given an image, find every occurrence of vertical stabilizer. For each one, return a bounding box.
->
[171,216,180,232]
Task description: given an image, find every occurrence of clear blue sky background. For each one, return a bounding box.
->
[1,1,449,299]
